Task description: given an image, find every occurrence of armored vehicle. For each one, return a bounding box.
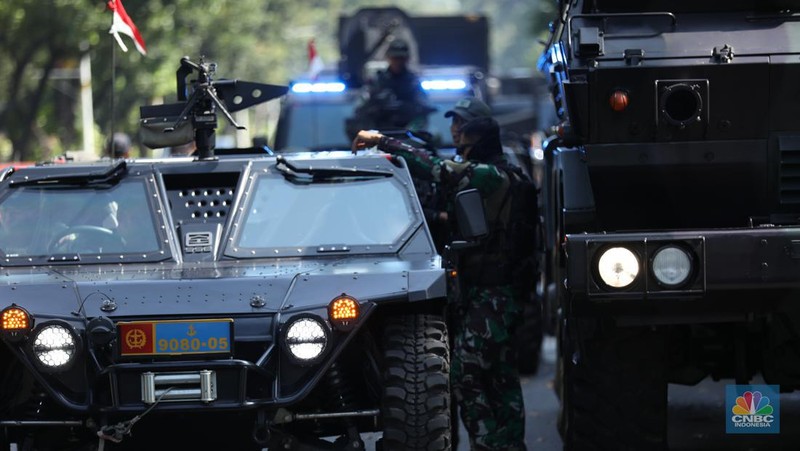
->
[0,58,461,450]
[539,0,800,448]
[274,7,490,152]
[274,65,486,152]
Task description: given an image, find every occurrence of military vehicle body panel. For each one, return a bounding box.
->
[540,0,800,448]
[544,0,800,313]
[0,152,449,448]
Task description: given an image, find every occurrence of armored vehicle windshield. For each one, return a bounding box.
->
[0,168,166,265]
[228,157,421,256]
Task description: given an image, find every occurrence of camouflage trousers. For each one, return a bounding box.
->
[450,284,526,450]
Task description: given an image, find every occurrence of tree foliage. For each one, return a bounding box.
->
[0,0,106,160]
[0,0,550,161]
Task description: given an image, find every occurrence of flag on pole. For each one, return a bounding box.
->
[307,39,325,80]
[107,0,147,55]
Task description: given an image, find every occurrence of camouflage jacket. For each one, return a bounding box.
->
[377,136,513,284]
[371,68,426,104]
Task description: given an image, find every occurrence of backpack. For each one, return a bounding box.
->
[494,164,540,283]
[455,162,540,287]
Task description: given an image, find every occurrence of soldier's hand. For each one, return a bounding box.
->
[351,130,384,154]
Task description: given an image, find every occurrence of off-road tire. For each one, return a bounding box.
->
[380,314,451,451]
[560,322,667,451]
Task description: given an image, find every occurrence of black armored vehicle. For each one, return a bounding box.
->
[274,7,491,152]
[0,59,464,450]
[539,0,800,448]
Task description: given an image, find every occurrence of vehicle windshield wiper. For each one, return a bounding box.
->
[275,155,393,181]
[8,161,127,187]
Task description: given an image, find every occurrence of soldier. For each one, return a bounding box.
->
[424,97,493,247]
[377,39,426,106]
[352,117,527,450]
[346,38,433,137]
[444,96,492,151]
[104,132,132,159]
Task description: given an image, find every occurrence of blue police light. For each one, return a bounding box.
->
[552,42,566,64]
[420,79,468,91]
[291,82,347,94]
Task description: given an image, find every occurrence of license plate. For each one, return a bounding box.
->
[118,319,233,356]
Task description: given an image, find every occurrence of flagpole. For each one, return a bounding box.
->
[107,0,147,158]
[110,40,116,158]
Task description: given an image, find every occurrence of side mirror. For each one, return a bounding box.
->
[454,189,488,241]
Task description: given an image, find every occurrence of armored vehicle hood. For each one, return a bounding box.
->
[0,256,443,319]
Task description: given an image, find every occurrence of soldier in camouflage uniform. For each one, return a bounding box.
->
[346,39,434,138]
[352,116,527,450]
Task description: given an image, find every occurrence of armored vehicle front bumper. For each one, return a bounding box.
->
[0,257,445,415]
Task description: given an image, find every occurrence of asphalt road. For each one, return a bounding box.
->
[453,336,800,451]
[112,336,800,450]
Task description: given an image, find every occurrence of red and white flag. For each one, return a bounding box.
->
[107,0,147,55]
[307,39,325,80]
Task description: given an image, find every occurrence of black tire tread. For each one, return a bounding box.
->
[381,314,451,451]
[562,325,667,451]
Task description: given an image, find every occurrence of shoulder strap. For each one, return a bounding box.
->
[444,161,477,189]
[493,165,514,224]
[471,166,514,283]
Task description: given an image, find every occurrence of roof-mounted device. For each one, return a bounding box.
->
[140,57,288,160]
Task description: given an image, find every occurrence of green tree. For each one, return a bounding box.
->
[0,0,106,160]
[0,0,549,161]
[91,0,306,155]
[0,0,310,160]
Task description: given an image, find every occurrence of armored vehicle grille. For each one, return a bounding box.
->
[163,172,240,223]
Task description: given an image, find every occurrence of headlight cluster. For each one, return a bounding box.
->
[281,295,364,364]
[2,307,80,372]
[595,243,695,291]
[284,316,328,363]
[31,323,79,371]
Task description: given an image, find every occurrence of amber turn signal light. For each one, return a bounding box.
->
[1,305,33,342]
[2,306,31,331]
[328,294,360,331]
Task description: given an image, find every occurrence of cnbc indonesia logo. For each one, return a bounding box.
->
[726,385,780,434]
[732,392,773,425]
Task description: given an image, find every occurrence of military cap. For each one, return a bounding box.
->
[444,97,492,121]
[386,38,410,58]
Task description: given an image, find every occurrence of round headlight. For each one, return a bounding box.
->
[284,317,327,362]
[652,245,693,287]
[597,247,640,288]
[32,324,77,370]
